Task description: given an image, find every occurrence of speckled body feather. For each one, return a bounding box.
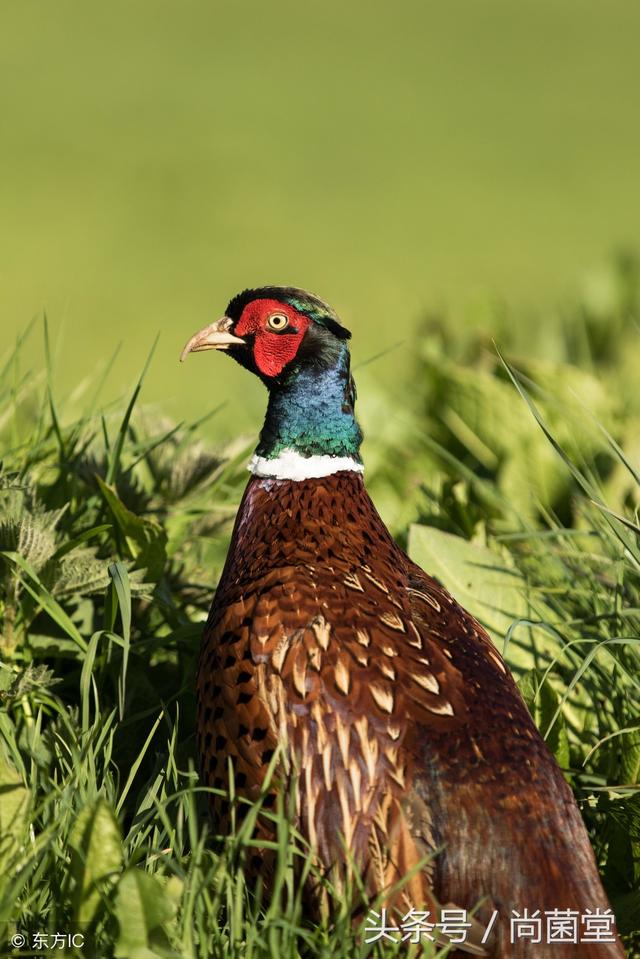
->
[197,471,624,958]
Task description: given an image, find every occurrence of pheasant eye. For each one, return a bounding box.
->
[267,313,289,332]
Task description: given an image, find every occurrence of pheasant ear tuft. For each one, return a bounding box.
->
[314,315,351,341]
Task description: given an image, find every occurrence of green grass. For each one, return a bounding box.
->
[1,260,640,956]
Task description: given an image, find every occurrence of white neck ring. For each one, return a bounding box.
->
[248,448,364,481]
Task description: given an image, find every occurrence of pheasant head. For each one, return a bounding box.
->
[181,286,363,479]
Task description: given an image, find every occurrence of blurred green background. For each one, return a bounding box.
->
[2,0,640,438]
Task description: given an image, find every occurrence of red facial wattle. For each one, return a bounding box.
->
[234,298,309,378]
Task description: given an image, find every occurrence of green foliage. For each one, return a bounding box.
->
[517,670,570,771]
[114,869,180,959]
[69,799,123,927]
[0,740,30,899]
[97,479,167,583]
[0,259,639,955]
[407,524,542,667]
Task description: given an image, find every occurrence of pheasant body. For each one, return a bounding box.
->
[183,286,625,957]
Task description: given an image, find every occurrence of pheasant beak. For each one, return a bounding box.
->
[180,316,245,361]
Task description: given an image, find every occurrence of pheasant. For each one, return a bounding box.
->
[181,287,625,958]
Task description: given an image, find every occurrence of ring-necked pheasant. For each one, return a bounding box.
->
[181,287,624,957]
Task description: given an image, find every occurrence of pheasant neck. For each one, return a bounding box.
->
[249,345,363,481]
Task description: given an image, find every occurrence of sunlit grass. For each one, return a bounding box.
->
[1,263,639,955]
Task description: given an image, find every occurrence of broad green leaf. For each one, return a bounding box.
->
[0,741,29,885]
[407,524,557,673]
[114,868,177,958]
[69,798,123,925]
[96,477,167,581]
[27,633,88,656]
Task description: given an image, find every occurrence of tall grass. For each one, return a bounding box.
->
[1,261,639,956]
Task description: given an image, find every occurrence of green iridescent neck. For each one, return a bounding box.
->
[256,345,363,462]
